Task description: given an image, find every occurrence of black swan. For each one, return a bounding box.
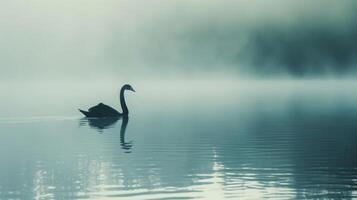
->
[79,84,135,117]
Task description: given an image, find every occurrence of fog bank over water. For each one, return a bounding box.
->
[1,79,357,118]
[1,0,357,81]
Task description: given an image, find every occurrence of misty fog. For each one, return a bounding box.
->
[1,0,357,82]
[2,2,357,199]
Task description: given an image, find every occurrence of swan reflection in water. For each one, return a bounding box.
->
[79,116,133,152]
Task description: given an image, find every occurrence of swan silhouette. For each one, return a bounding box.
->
[79,84,135,117]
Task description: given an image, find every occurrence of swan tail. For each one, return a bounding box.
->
[79,109,91,117]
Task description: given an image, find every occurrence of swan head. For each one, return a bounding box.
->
[122,84,135,92]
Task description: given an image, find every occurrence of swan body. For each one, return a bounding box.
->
[79,103,120,117]
[79,84,135,117]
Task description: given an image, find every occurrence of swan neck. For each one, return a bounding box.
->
[120,88,129,115]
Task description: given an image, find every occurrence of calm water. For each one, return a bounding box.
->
[1,80,357,199]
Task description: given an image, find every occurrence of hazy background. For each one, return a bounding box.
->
[1,2,357,198]
[1,0,357,82]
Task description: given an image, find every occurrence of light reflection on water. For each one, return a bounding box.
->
[0,81,357,199]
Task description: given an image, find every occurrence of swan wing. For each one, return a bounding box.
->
[88,103,120,116]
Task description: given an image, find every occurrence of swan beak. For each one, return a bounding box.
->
[130,88,136,92]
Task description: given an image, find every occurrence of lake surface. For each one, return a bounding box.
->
[1,80,357,199]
